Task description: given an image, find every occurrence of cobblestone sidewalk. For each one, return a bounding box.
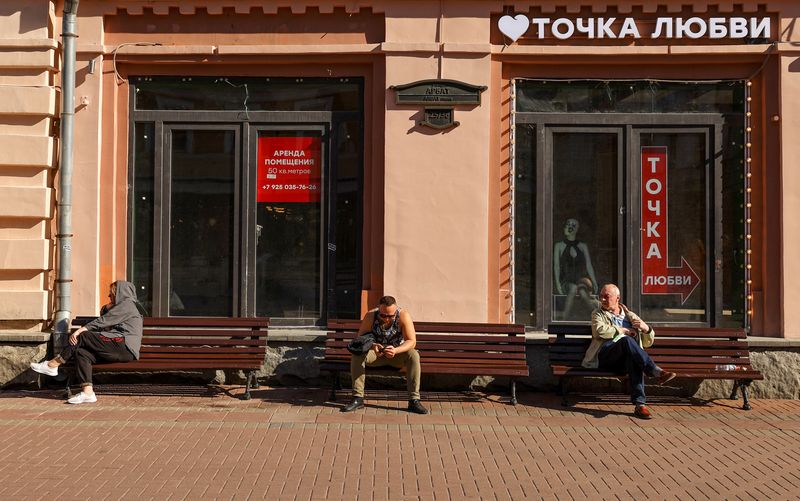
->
[0,387,798,500]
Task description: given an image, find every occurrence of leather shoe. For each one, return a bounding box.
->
[407,399,429,415]
[633,404,652,420]
[657,370,677,385]
[340,397,364,413]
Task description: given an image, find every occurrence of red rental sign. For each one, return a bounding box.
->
[640,146,699,304]
[257,135,321,203]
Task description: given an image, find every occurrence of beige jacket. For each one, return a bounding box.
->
[581,305,655,368]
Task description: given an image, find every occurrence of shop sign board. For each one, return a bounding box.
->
[391,79,487,105]
[257,135,321,203]
[640,146,700,303]
[498,14,771,43]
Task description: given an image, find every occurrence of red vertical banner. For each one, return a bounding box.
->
[641,146,699,303]
[257,135,321,203]
[641,146,668,293]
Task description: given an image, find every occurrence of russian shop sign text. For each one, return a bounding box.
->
[498,15,771,42]
[640,146,700,304]
[257,135,321,203]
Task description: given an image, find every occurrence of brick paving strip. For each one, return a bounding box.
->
[0,388,798,500]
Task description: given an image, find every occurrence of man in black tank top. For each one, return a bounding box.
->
[341,295,428,414]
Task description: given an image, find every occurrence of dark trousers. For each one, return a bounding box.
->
[598,336,658,405]
[57,332,134,386]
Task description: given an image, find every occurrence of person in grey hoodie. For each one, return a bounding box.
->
[31,280,145,404]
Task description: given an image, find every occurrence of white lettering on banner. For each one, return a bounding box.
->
[645,178,662,195]
[652,18,673,38]
[644,275,694,286]
[751,17,771,38]
[530,18,551,38]
[640,146,701,304]
[676,17,708,39]
[730,17,748,38]
[551,18,575,39]
[646,221,661,238]
[646,243,662,260]
[597,17,616,38]
[576,18,595,37]
[709,17,727,38]
[498,15,771,41]
[618,18,641,38]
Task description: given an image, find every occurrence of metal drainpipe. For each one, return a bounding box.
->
[52,0,80,349]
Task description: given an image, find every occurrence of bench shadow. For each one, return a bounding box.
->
[248,386,494,410]
[516,391,714,418]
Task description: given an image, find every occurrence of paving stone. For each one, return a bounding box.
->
[0,387,799,499]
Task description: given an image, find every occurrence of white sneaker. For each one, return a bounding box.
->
[67,392,97,404]
[30,361,58,377]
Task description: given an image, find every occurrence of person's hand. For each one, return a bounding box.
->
[632,318,649,333]
[383,345,396,359]
[373,343,384,356]
[69,327,84,345]
[623,328,637,337]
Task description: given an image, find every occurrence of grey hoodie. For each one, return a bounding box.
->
[82,280,145,359]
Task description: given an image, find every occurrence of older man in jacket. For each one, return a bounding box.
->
[582,284,676,419]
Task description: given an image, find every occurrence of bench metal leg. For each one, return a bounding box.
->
[251,373,260,389]
[730,380,739,400]
[329,371,339,402]
[739,379,752,411]
[558,378,570,407]
[241,371,254,400]
[509,379,518,406]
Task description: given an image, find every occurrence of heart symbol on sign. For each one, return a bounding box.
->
[498,14,530,43]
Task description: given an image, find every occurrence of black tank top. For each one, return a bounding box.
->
[371,309,404,347]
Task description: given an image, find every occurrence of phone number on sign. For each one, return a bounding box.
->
[262,184,319,191]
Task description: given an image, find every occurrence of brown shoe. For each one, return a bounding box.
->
[657,370,677,385]
[634,404,652,419]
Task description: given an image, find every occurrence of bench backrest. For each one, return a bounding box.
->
[325,319,528,376]
[72,316,270,370]
[548,323,753,372]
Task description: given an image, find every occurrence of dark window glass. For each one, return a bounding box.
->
[551,133,618,322]
[516,80,743,114]
[130,122,154,313]
[169,129,236,316]
[513,125,536,324]
[134,76,361,112]
[332,119,363,319]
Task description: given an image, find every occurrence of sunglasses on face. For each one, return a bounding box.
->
[379,312,395,319]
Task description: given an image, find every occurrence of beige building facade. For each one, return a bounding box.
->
[0,1,797,337]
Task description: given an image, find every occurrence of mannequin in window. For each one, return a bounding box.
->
[553,218,598,320]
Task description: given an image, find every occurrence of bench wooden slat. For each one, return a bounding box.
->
[326,332,525,343]
[547,323,763,408]
[65,316,269,399]
[328,319,525,335]
[323,320,528,403]
[324,348,525,360]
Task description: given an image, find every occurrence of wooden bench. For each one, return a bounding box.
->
[321,319,528,405]
[548,324,764,410]
[71,317,270,399]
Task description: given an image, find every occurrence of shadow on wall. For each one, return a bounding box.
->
[788,55,800,73]
[0,4,46,36]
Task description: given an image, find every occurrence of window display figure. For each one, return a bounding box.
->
[553,218,598,320]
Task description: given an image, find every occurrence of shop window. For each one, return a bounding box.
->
[128,77,363,323]
[513,80,745,329]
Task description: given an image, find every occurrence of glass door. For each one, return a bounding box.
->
[630,127,720,325]
[547,128,623,323]
[163,125,240,316]
[248,126,327,323]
